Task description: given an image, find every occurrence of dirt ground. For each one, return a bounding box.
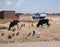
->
[0,41,60,47]
[0,15,60,43]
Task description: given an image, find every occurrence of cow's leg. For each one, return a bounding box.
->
[41,24,43,28]
[37,24,40,28]
[17,24,19,30]
[47,22,50,27]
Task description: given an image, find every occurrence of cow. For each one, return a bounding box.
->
[37,19,50,28]
[8,20,19,30]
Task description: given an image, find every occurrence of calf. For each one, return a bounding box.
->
[37,19,50,27]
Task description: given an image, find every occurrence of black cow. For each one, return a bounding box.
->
[37,19,50,28]
[8,20,19,30]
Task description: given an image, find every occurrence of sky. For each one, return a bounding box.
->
[0,0,60,13]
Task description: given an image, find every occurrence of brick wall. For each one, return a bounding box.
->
[0,11,4,19]
[0,11,19,19]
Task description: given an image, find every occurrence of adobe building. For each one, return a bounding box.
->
[0,11,19,19]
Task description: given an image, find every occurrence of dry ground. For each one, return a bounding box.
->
[0,15,60,43]
[0,41,60,47]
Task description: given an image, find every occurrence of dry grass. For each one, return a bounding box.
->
[1,33,4,36]
[0,19,11,24]
[16,32,20,36]
[0,15,60,43]
[12,33,15,36]
[0,26,8,29]
[7,35,12,39]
